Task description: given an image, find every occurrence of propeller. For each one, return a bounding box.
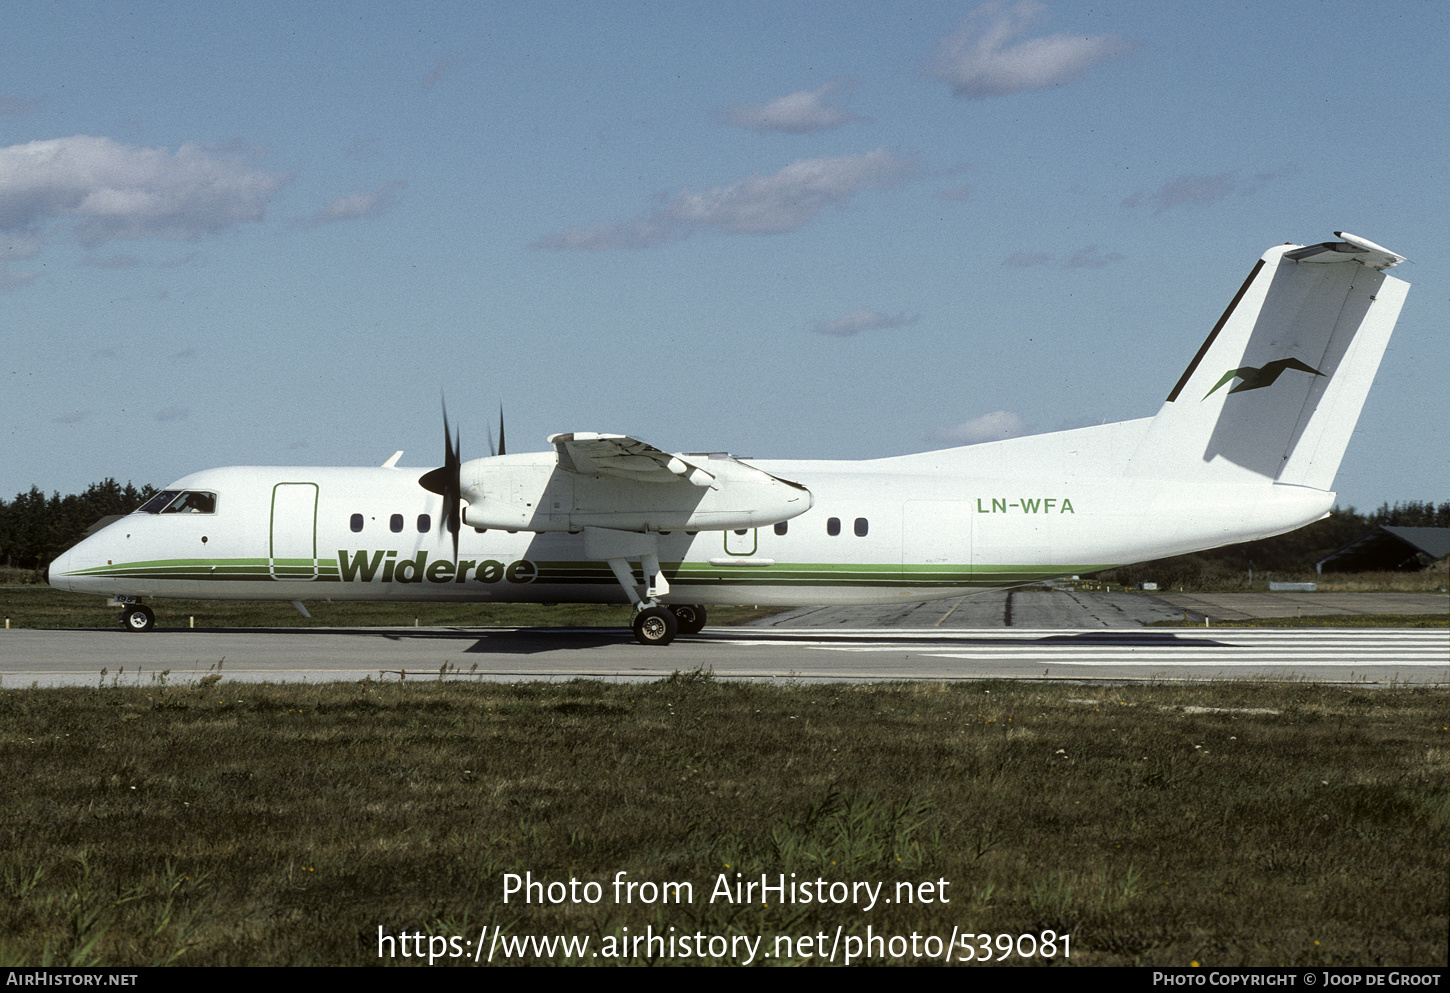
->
[488,404,506,457]
[418,399,463,562]
[420,402,507,562]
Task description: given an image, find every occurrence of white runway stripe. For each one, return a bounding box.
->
[717,628,1448,667]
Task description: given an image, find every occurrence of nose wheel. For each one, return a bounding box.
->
[122,605,156,632]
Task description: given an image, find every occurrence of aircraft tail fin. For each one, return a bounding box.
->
[1128,232,1409,489]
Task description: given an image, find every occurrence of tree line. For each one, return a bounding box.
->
[1,480,157,573]
[1093,499,1449,588]
[0,478,1445,580]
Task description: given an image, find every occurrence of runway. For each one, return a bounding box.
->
[2,624,1445,687]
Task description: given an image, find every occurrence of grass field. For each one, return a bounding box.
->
[1,675,1445,967]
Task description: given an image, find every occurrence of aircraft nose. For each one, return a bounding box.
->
[47,548,72,591]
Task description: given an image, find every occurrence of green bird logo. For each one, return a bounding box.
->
[1203,357,1325,399]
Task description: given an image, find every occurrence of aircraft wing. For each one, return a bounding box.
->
[548,432,717,488]
[457,431,811,532]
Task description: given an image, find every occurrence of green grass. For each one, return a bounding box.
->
[0,586,782,630]
[1,677,1445,966]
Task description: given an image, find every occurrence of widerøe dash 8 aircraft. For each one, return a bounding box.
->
[49,232,1410,645]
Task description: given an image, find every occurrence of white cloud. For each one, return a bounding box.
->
[0,135,289,245]
[298,181,405,227]
[926,1,1134,98]
[811,307,919,338]
[1122,169,1288,214]
[0,240,38,288]
[422,58,453,91]
[1003,250,1053,267]
[724,81,870,134]
[0,95,44,117]
[0,267,35,289]
[534,148,913,250]
[3,233,41,261]
[1122,172,1235,213]
[1002,246,1124,268]
[933,410,1028,445]
[83,253,143,269]
[1064,245,1124,268]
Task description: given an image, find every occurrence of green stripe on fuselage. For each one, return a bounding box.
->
[64,556,1115,588]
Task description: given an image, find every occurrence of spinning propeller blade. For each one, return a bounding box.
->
[418,399,463,562]
[487,404,506,457]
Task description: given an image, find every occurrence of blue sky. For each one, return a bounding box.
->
[3,1,1446,513]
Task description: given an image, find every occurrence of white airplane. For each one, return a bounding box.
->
[48,232,1410,645]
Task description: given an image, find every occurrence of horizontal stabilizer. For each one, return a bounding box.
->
[1284,231,1405,271]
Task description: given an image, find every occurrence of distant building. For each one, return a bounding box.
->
[1315,527,1450,573]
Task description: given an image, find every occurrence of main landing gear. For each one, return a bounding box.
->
[629,603,708,646]
[584,527,706,647]
[121,604,155,632]
[668,603,707,635]
[632,605,677,646]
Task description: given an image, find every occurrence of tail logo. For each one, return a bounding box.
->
[1203,357,1324,400]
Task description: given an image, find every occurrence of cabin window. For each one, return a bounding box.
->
[826,517,840,536]
[350,513,364,533]
[774,522,788,536]
[390,514,404,533]
[417,514,431,533]
[854,517,869,537]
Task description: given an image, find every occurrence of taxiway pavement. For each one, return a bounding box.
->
[4,588,1444,688]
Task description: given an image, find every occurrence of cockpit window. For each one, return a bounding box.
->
[162,491,217,514]
[137,490,180,514]
[138,490,217,514]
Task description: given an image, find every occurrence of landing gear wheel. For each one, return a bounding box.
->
[669,604,707,635]
[122,605,155,633]
[632,606,678,646]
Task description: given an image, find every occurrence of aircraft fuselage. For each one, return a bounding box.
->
[48,448,1332,608]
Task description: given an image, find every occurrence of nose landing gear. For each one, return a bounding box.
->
[121,604,155,632]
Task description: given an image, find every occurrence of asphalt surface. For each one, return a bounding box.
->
[1,626,1445,687]
[752,588,1448,627]
[2,587,1445,689]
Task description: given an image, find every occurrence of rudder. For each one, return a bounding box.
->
[1128,232,1409,488]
